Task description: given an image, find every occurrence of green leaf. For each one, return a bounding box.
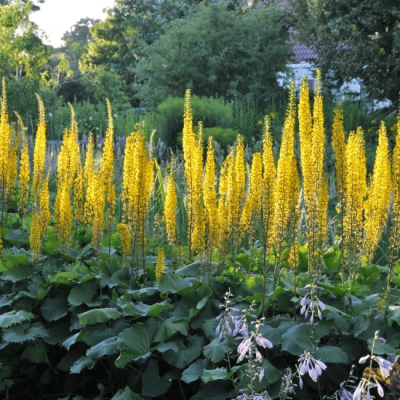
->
[78,308,122,325]
[41,293,69,321]
[87,337,121,359]
[116,318,159,368]
[181,359,207,384]
[68,280,98,306]
[142,359,177,397]
[62,333,80,350]
[50,271,80,285]
[0,310,35,328]
[112,386,142,400]
[259,359,282,385]
[388,307,400,326]
[43,322,71,345]
[190,381,235,400]
[3,321,48,343]
[201,368,228,383]
[4,229,29,246]
[367,338,396,355]
[259,320,296,346]
[157,273,193,294]
[127,287,158,300]
[70,356,96,374]
[21,340,49,363]
[203,338,226,363]
[156,342,180,353]
[2,265,32,282]
[3,248,31,266]
[163,335,205,369]
[281,324,314,356]
[316,346,348,363]
[118,299,172,317]
[323,247,341,272]
[80,320,130,346]
[43,232,60,255]
[154,318,189,342]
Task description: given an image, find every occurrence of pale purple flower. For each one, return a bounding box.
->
[298,351,327,385]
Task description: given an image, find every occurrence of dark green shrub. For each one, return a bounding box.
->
[155,95,234,150]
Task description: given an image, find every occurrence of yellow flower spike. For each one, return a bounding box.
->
[164,163,177,247]
[262,115,276,239]
[332,103,346,200]
[73,158,85,225]
[91,171,105,251]
[32,94,46,197]
[15,113,30,218]
[156,247,166,282]
[203,137,219,248]
[39,175,51,238]
[363,121,391,260]
[118,223,131,267]
[344,127,367,283]
[0,78,10,200]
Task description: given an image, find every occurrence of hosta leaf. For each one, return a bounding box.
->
[367,338,396,355]
[259,320,296,346]
[163,335,205,369]
[203,338,226,363]
[0,310,35,328]
[41,292,69,321]
[112,386,142,400]
[116,318,159,368]
[86,337,121,359]
[154,318,189,342]
[181,359,207,383]
[316,346,348,363]
[281,323,314,356]
[201,368,228,383]
[68,280,98,306]
[142,359,177,397]
[21,340,49,364]
[78,308,122,325]
[157,273,193,294]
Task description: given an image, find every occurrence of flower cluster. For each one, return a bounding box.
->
[297,351,327,389]
[300,282,326,324]
[216,294,273,400]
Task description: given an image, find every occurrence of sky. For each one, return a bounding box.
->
[30,0,116,48]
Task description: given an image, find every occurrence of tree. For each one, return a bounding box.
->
[0,0,51,119]
[289,0,400,108]
[134,2,291,108]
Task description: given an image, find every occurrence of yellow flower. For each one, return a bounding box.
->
[270,112,276,119]
[203,136,219,248]
[118,223,131,258]
[364,121,391,259]
[165,166,177,246]
[258,120,263,125]
[332,103,346,200]
[156,247,166,281]
[39,176,51,238]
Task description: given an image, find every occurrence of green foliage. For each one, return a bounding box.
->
[290,0,400,108]
[135,2,291,108]
[154,95,234,149]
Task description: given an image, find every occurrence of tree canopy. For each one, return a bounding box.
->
[134,2,291,108]
[290,0,400,108]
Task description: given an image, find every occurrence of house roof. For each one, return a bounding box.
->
[292,43,318,64]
